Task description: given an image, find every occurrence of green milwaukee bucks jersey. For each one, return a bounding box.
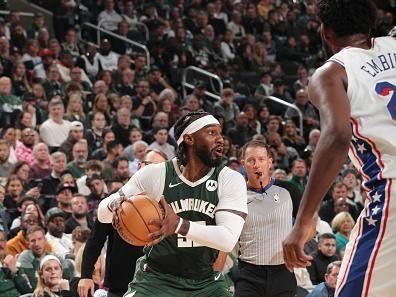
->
[144,159,225,279]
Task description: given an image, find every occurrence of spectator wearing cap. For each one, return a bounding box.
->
[0,76,22,126]
[39,98,71,150]
[97,39,119,72]
[59,121,85,162]
[214,88,240,133]
[28,143,51,180]
[67,140,89,179]
[65,194,94,234]
[45,207,73,259]
[16,225,74,293]
[7,210,52,256]
[86,174,107,211]
[148,127,175,160]
[34,48,55,80]
[51,183,75,220]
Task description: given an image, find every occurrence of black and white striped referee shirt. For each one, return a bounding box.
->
[238,179,293,265]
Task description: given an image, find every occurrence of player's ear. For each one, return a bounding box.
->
[184,134,194,146]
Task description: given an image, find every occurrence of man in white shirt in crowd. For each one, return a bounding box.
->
[39,97,71,150]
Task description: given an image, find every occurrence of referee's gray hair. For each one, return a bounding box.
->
[51,151,66,162]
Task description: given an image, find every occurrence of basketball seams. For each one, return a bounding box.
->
[118,205,148,244]
[144,197,163,232]
[129,200,152,238]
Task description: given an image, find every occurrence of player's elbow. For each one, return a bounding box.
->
[97,202,112,224]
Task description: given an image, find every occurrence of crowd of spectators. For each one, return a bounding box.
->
[0,0,394,296]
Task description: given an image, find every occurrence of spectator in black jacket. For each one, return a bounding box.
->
[307,233,338,285]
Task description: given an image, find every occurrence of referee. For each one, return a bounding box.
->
[235,140,296,297]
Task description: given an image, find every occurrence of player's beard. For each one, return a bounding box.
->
[196,147,222,168]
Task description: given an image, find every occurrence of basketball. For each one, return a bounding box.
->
[115,194,164,246]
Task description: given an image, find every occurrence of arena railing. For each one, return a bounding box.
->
[182,66,223,102]
[97,19,149,43]
[265,96,304,136]
[82,22,150,68]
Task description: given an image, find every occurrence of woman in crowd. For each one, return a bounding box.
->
[331,211,355,255]
[33,255,72,297]
[11,62,32,97]
[64,93,86,123]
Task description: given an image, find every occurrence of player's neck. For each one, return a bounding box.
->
[181,160,211,182]
[333,34,371,53]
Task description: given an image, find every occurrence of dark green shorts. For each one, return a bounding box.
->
[124,257,233,297]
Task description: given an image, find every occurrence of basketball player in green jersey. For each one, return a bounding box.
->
[98,111,248,297]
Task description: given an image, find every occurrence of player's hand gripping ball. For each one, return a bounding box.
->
[113,194,164,246]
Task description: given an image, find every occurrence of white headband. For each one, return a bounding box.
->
[177,115,220,145]
[40,255,61,270]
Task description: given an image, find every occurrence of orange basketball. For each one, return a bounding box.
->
[115,194,164,246]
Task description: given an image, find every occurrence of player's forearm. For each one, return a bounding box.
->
[178,212,245,252]
[296,127,351,226]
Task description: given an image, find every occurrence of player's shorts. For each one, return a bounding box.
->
[124,257,233,297]
[336,179,396,297]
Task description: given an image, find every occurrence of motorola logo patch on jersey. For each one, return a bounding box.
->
[206,180,218,191]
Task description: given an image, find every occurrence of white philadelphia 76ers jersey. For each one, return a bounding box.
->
[329,36,396,188]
